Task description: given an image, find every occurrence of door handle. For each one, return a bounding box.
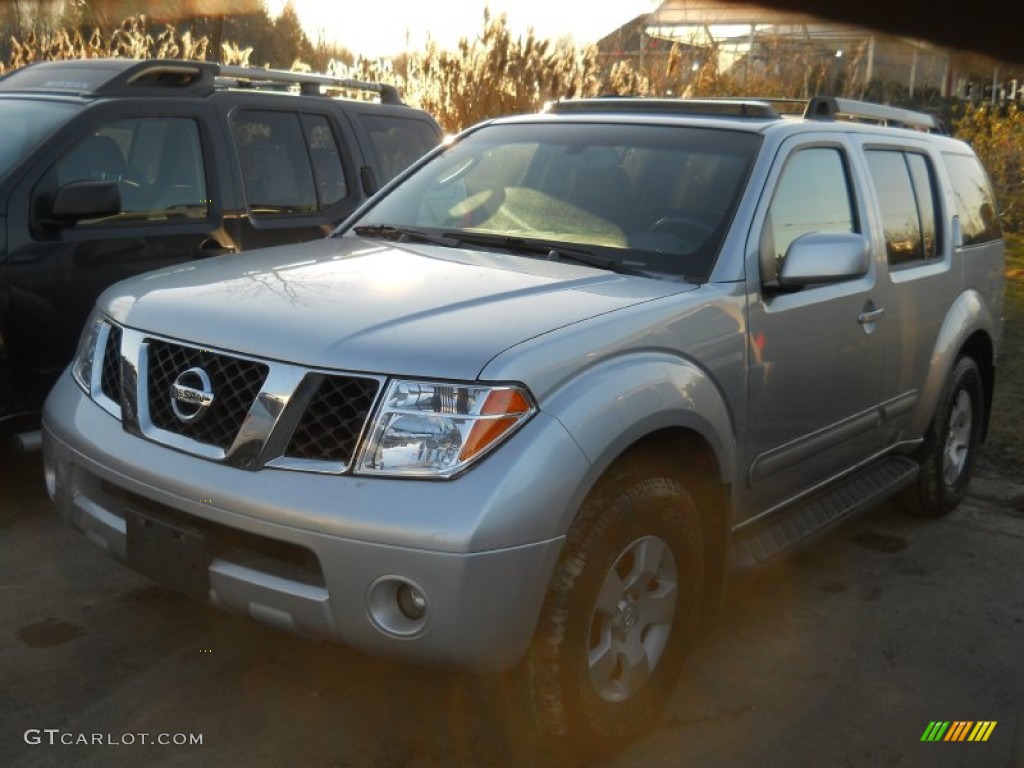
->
[857,307,886,324]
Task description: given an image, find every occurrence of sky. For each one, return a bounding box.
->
[266,0,661,58]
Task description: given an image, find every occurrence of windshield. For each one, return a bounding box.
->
[0,98,79,180]
[350,121,760,280]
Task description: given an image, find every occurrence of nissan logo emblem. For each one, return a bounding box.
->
[170,367,215,423]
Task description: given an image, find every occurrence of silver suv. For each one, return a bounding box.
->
[42,96,1005,758]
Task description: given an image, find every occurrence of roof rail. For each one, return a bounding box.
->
[545,98,781,119]
[0,58,402,104]
[804,96,941,132]
[216,65,402,104]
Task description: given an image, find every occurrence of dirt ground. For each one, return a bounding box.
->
[2,451,1023,767]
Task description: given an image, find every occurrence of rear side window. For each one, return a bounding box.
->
[865,149,941,267]
[232,110,348,215]
[942,153,1001,246]
[359,115,440,185]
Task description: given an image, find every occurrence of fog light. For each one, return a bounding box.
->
[367,576,429,637]
[396,583,427,620]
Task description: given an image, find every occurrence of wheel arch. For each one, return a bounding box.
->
[911,290,998,439]
[540,352,738,615]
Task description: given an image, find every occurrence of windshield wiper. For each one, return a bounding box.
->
[352,224,461,248]
[441,232,653,278]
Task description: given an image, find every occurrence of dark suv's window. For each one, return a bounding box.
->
[866,149,940,267]
[231,110,348,215]
[762,147,857,283]
[360,115,440,184]
[942,152,1001,246]
[53,117,209,222]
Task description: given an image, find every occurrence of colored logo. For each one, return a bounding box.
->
[921,721,997,742]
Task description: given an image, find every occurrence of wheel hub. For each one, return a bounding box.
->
[942,390,973,486]
[587,535,679,703]
[614,598,639,631]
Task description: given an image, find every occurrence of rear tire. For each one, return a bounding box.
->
[523,464,704,760]
[904,356,984,518]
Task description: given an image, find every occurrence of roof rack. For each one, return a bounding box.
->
[0,58,402,104]
[804,96,941,132]
[542,94,945,133]
[216,64,402,104]
[545,98,781,119]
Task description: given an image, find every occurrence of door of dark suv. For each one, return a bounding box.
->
[0,60,443,441]
[4,100,236,421]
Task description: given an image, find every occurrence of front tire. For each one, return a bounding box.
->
[905,356,985,517]
[524,466,704,760]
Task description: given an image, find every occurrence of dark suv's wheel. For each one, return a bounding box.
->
[524,465,704,760]
[905,356,985,518]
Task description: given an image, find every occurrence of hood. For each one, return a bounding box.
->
[100,236,696,380]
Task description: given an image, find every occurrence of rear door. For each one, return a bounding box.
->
[858,138,956,438]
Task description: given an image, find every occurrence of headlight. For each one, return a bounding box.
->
[356,380,535,478]
[71,308,106,394]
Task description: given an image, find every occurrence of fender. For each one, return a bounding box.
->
[539,351,736,515]
[909,289,998,437]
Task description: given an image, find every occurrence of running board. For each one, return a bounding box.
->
[732,456,919,567]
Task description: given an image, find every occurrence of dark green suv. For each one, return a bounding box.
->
[0,58,441,449]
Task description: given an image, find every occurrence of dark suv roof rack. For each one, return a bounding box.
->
[804,96,941,132]
[0,58,402,104]
[215,65,401,104]
[545,98,781,118]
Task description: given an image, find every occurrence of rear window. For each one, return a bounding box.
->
[0,98,79,179]
[942,152,1001,246]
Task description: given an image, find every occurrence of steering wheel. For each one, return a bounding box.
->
[647,215,714,243]
[446,186,506,227]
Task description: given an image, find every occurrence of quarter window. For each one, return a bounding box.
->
[942,153,1001,246]
[359,115,440,185]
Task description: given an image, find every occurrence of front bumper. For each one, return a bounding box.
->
[43,371,588,670]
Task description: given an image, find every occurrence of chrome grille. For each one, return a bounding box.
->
[146,340,269,450]
[285,375,379,463]
[100,324,123,404]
